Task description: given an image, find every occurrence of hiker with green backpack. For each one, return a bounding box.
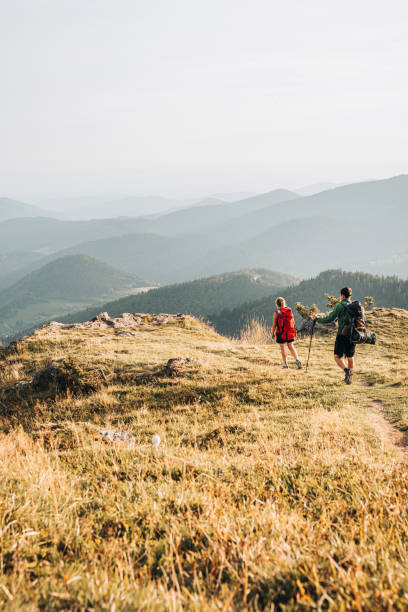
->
[311,286,376,384]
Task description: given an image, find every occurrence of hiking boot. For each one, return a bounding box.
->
[282,364,289,369]
[345,369,353,385]
[295,359,302,369]
[344,368,349,383]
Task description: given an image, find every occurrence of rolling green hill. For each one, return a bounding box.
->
[0,255,149,337]
[210,269,408,336]
[58,269,297,324]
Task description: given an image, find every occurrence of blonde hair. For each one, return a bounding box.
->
[276,297,286,308]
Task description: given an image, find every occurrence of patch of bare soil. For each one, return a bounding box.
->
[367,399,408,457]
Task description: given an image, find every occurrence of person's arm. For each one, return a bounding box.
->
[271,311,278,337]
[315,303,342,324]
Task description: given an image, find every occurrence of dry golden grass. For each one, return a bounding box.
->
[239,317,272,345]
[0,308,407,610]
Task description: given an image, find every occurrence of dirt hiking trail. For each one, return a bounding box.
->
[356,378,408,458]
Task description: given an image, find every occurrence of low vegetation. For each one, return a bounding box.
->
[0,307,407,609]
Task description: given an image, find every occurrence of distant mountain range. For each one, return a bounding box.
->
[32,192,264,218]
[210,191,256,201]
[0,197,50,222]
[139,189,299,237]
[200,174,408,247]
[58,195,188,220]
[57,268,298,325]
[294,182,340,196]
[0,175,407,294]
[0,255,149,337]
[0,189,297,255]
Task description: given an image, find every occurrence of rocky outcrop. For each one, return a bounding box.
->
[48,311,187,331]
[3,312,193,353]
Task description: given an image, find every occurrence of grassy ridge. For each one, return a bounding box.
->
[0,309,407,609]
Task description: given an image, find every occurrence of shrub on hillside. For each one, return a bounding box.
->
[32,357,107,395]
[325,293,375,310]
[295,302,319,320]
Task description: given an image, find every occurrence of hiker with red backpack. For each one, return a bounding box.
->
[272,297,302,369]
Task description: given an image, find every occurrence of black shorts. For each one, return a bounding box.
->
[334,334,355,358]
[276,333,294,345]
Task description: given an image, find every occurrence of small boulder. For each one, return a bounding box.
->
[165,357,202,376]
[99,430,136,449]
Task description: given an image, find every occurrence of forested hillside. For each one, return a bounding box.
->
[210,269,408,336]
[59,269,297,324]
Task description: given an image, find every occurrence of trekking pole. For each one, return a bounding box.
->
[305,319,316,373]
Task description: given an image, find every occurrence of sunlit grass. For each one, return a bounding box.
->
[0,308,407,609]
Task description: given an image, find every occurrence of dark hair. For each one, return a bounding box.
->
[340,287,352,298]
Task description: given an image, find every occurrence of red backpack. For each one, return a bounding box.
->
[276,307,297,341]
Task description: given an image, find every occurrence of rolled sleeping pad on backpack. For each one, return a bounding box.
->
[351,329,376,345]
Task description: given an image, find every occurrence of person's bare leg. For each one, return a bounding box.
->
[288,342,299,361]
[345,356,355,383]
[334,355,346,370]
[280,344,287,365]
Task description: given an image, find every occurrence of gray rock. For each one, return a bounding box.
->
[99,429,136,449]
[165,357,202,376]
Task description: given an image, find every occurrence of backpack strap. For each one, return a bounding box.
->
[340,302,353,340]
[275,309,282,333]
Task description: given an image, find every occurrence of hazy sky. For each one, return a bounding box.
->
[1,0,407,200]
